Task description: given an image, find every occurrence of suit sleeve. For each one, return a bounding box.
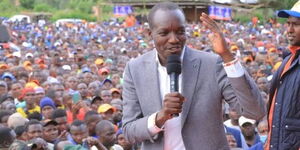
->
[122,61,156,144]
[216,58,266,120]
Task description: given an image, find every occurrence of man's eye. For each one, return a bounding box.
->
[158,32,167,36]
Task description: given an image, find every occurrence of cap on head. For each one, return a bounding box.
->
[277,1,300,18]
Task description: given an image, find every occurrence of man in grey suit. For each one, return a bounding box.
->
[122,2,266,150]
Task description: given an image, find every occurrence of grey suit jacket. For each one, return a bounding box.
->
[122,48,266,150]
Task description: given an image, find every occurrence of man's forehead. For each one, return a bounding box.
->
[152,9,186,27]
[288,16,300,22]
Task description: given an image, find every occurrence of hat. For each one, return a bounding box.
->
[62,65,71,71]
[42,119,58,127]
[0,64,9,69]
[91,96,102,104]
[105,58,113,64]
[23,61,31,66]
[239,116,256,126]
[111,88,121,94]
[277,1,300,18]
[35,86,45,94]
[103,78,112,84]
[12,51,21,58]
[35,58,44,64]
[1,72,15,81]
[39,97,56,109]
[25,81,39,88]
[98,68,109,75]
[95,58,104,65]
[25,53,33,58]
[98,104,116,113]
[0,81,7,88]
[82,67,91,73]
[7,113,29,129]
[230,45,238,51]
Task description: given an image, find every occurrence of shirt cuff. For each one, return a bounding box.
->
[223,59,244,78]
[147,112,164,136]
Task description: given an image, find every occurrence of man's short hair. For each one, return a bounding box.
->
[51,109,67,120]
[84,111,99,121]
[25,119,41,132]
[148,2,183,29]
[71,120,86,127]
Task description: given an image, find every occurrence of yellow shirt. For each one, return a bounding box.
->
[17,106,41,118]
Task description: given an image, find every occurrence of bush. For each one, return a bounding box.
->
[51,10,97,22]
[34,3,53,12]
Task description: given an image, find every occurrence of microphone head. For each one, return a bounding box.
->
[167,54,181,74]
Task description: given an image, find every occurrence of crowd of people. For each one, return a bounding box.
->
[0,8,289,150]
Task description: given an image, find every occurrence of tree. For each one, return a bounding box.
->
[19,0,35,9]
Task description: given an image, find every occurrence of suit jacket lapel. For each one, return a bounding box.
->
[181,48,201,127]
[143,51,163,111]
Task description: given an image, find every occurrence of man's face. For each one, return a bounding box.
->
[70,125,88,144]
[83,72,93,85]
[100,125,116,148]
[43,124,59,142]
[101,91,112,103]
[41,106,55,120]
[86,114,102,135]
[77,84,88,97]
[228,109,240,121]
[150,9,186,65]
[0,86,7,96]
[1,101,16,113]
[27,124,43,140]
[117,133,132,150]
[11,83,22,98]
[241,123,255,137]
[35,92,45,104]
[226,134,237,148]
[0,115,10,127]
[257,78,268,93]
[54,117,68,133]
[24,91,36,105]
[67,77,77,90]
[287,16,300,46]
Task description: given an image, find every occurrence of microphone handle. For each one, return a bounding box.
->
[170,73,179,117]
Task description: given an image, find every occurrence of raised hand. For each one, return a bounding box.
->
[200,13,234,63]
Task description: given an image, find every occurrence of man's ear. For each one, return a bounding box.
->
[144,28,152,39]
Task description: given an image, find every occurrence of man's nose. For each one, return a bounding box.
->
[288,24,295,33]
[169,33,179,43]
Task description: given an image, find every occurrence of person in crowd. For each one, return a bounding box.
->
[40,97,56,120]
[266,1,300,149]
[239,116,260,147]
[84,111,103,137]
[17,88,40,118]
[0,127,16,149]
[96,120,123,150]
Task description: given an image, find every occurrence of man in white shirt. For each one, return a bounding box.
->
[122,2,265,150]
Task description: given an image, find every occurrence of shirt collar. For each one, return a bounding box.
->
[289,46,300,55]
[155,46,186,67]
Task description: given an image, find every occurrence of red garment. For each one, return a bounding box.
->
[66,108,87,124]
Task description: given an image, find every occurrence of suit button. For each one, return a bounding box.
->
[270,145,273,148]
[272,125,275,128]
[279,81,282,84]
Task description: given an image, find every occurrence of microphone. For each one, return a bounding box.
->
[167,54,182,117]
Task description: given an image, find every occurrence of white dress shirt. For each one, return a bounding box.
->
[147,49,244,150]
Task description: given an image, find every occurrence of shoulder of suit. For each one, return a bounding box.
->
[127,50,155,65]
[187,48,220,62]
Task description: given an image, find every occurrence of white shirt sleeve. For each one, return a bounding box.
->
[147,112,164,136]
[223,61,244,78]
